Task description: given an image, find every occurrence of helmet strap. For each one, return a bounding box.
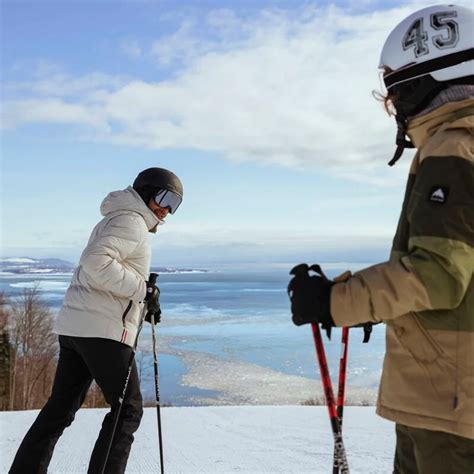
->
[387,76,450,166]
[388,114,415,166]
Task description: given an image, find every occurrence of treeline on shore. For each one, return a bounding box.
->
[0,288,107,411]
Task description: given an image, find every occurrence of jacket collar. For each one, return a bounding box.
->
[128,187,161,233]
[100,186,160,233]
[407,97,474,149]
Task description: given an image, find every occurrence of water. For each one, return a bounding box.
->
[138,353,220,406]
[0,268,386,405]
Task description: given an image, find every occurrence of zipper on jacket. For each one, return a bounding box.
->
[122,301,133,326]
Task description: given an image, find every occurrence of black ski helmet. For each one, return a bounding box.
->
[133,167,183,206]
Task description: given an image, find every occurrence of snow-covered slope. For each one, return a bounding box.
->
[1,406,395,473]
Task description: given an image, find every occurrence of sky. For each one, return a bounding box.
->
[1,0,466,268]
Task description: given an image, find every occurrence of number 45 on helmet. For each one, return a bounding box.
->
[378,4,473,165]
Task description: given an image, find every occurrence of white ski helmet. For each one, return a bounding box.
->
[380,4,473,91]
[379,4,473,165]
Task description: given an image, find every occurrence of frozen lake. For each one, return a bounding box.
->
[0,267,386,406]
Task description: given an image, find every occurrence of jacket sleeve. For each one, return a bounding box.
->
[81,214,147,302]
[331,154,474,327]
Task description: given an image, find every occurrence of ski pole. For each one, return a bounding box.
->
[311,323,350,474]
[336,327,349,424]
[99,272,158,474]
[333,327,349,474]
[150,310,165,474]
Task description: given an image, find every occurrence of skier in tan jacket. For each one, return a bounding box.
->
[10,168,183,474]
[289,5,473,473]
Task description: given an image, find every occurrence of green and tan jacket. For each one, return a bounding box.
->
[331,98,474,440]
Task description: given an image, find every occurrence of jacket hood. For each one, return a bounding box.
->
[100,186,160,232]
[407,97,474,149]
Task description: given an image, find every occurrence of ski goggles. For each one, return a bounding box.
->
[154,189,182,214]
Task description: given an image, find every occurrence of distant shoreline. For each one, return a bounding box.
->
[0,257,211,276]
[0,269,211,277]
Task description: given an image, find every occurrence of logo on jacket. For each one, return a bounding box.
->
[429,186,449,204]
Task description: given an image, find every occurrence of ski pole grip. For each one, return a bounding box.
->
[149,272,158,286]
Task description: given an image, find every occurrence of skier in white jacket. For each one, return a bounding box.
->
[9,167,183,474]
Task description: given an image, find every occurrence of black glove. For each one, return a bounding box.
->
[288,263,335,336]
[144,281,161,324]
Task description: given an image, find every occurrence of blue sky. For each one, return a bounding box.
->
[0,0,453,268]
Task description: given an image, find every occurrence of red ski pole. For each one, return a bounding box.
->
[333,327,349,474]
[311,323,350,474]
[337,327,349,423]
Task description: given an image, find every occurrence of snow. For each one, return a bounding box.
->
[171,270,211,274]
[0,257,37,263]
[1,406,395,473]
[27,268,61,273]
[177,350,377,406]
[140,336,379,407]
[9,280,70,291]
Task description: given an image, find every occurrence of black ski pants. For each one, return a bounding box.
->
[9,335,143,474]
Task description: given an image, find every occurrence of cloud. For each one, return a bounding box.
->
[3,3,428,182]
[151,20,204,65]
[2,222,393,267]
[155,226,393,267]
[121,39,143,59]
[1,98,106,129]
[4,68,128,100]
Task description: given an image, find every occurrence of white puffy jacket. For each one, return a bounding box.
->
[54,186,160,347]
